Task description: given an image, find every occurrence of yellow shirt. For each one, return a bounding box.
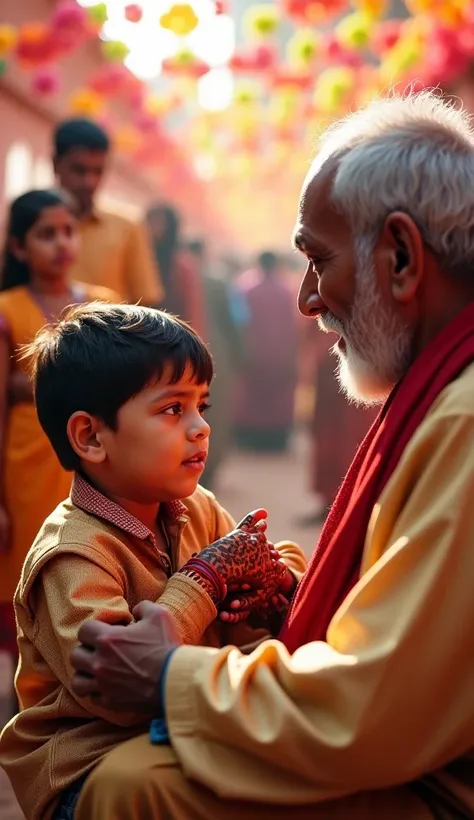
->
[70,210,163,305]
[166,362,474,819]
[0,477,305,820]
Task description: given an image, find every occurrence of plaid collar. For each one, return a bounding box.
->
[71,473,188,545]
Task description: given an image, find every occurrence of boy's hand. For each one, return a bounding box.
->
[194,508,285,590]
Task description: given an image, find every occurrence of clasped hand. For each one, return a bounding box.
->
[194,509,293,624]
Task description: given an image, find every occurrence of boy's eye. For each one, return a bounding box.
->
[162,403,182,416]
[199,402,212,415]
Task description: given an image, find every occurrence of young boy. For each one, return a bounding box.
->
[0,303,305,820]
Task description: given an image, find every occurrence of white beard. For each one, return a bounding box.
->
[318,237,413,406]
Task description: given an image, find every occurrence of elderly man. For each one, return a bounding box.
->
[69,91,474,819]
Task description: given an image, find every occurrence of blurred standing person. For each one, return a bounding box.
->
[53,118,162,305]
[0,190,119,712]
[299,328,378,525]
[187,239,245,491]
[235,252,298,452]
[146,204,206,338]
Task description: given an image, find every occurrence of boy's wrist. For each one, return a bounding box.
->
[178,558,227,605]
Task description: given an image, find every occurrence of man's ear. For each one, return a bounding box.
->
[380,211,425,305]
[67,411,107,465]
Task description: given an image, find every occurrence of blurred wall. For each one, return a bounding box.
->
[0,0,159,223]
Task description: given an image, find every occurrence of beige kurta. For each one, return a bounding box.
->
[157,361,474,817]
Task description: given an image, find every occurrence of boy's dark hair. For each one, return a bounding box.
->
[25,303,213,471]
[54,118,110,158]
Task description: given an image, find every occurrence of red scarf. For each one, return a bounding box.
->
[280,302,474,653]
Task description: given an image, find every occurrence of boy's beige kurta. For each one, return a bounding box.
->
[0,480,305,820]
[104,363,474,820]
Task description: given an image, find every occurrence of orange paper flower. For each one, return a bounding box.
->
[0,24,17,57]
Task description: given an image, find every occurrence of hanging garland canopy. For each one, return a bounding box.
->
[3,0,474,245]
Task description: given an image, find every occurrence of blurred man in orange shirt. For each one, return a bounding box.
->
[53,118,163,306]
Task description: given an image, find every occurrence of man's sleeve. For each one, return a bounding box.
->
[165,411,474,804]
[124,221,164,306]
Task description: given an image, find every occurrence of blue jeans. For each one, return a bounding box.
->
[53,775,88,820]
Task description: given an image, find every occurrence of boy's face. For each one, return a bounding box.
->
[89,365,211,504]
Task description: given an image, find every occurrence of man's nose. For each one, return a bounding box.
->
[298,283,325,318]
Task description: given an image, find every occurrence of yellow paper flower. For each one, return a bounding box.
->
[336,11,374,50]
[243,4,280,38]
[314,67,356,114]
[69,89,103,117]
[379,37,424,84]
[286,29,320,67]
[0,24,17,57]
[88,3,108,26]
[160,4,199,36]
[234,82,259,106]
[102,40,130,61]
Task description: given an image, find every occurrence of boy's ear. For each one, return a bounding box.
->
[67,412,107,464]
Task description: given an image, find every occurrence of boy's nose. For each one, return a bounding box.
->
[190,417,210,439]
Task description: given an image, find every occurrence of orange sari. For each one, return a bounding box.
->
[0,284,119,610]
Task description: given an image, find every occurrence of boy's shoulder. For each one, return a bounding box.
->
[18,498,128,601]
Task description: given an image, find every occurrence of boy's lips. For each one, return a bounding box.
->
[182,450,207,471]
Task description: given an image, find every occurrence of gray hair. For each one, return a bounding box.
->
[314,90,474,278]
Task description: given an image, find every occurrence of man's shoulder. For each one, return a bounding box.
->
[96,209,139,234]
[429,361,474,423]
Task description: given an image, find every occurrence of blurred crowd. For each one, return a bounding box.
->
[0,116,376,725]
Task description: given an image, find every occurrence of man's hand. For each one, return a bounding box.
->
[71,602,180,714]
[219,563,297,624]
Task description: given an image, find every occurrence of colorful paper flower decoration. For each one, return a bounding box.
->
[280,0,350,25]
[405,0,469,28]
[229,44,277,73]
[286,29,320,67]
[314,66,356,114]
[101,40,130,62]
[160,5,199,36]
[88,3,109,26]
[15,23,59,68]
[243,5,280,38]
[352,0,388,19]
[0,25,17,58]
[31,67,60,95]
[69,89,103,117]
[336,12,374,50]
[125,4,143,23]
[162,49,210,78]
